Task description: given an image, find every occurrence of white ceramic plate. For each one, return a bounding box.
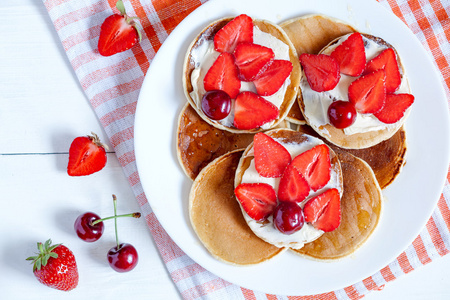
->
[135,0,450,295]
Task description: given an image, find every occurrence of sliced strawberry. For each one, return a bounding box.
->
[203,52,241,99]
[278,163,310,203]
[233,91,279,130]
[234,183,277,221]
[97,1,141,56]
[365,48,401,93]
[67,133,107,176]
[253,60,293,96]
[330,32,366,77]
[233,42,274,81]
[299,53,340,92]
[214,14,253,53]
[348,69,386,114]
[374,93,414,124]
[291,144,331,192]
[254,132,291,178]
[303,188,341,232]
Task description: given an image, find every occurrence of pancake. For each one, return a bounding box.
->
[177,103,290,180]
[234,128,344,249]
[189,150,285,265]
[281,14,356,124]
[183,16,301,133]
[296,124,407,189]
[177,103,255,180]
[281,14,412,149]
[293,150,383,260]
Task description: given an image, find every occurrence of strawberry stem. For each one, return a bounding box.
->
[112,194,120,249]
[91,212,141,226]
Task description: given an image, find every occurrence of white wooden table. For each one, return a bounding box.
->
[1,1,449,299]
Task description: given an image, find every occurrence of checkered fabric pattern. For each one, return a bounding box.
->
[42,0,450,298]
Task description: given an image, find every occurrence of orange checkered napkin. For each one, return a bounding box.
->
[42,0,450,299]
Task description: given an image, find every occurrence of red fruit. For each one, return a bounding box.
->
[201,90,232,120]
[234,42,275,81]
[67,132,107,176]
[273,201,305,234]
[291,144,331,192]
[26,239,78,291]
[97,1,141,56]
[278,163,310,203]
[330,32,366,76]
[233,91,279,130]
[328,100,357,129]
[374,93,414,124]
[299,53,340,92]
[204,52,241,99]
[74,212,105,242]
[303,188,341,232]
[348,69,386,114]
[234,183,277,221]
[107,243,139,273]
[365,48,401,93]
[214,14,253,53]
[253,132,291,178]
[253,60,293,96]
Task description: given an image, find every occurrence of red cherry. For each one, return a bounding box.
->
[74,212,104,242]
[327,100,357,129]
[201,90,232,120]
[107,243,139,272]
[273,202,304,234]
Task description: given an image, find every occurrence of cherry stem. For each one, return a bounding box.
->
[113,194,120,249]
[91,212,141,226]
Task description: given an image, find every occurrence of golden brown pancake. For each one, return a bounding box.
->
[177,103,290,180]
[189,150,285,265]
[281,14,412,149]
[234,128,344,249]
[296,124,407,189]
[177,103,255,180]
[281,14,356,124]
[183,16,301,133]
[293,150,383,260]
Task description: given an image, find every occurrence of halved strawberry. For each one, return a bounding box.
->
[254,132,291,178]
[253,60,293,96]
[299,53,340,92]
[278,163,310,203]
[348,69,386,114]
[234,42,274,81]
[374,93,414,124]
[303,188,341,232]
[234,183,277,221]
[97,1,142,56]
[330,32,366,77]
[365,48,401,93]
[67,133,107,176]
[233,91,279,130]
[203,52,240,99]
[291,144,331,192]
[214,14,253,53]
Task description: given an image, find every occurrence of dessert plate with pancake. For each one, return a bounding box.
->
[134,0,450,295]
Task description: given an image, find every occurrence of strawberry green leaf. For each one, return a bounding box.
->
[116,0,126,15]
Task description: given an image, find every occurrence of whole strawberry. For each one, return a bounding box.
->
[67,132,108,176]
[98,0,142,56]
[26,239,79,291]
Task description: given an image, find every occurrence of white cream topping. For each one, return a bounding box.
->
[189,26,291,129]
[240,135,342,249]
[300,34,411,135]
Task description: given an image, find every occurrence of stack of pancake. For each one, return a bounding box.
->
[177,14,410,265]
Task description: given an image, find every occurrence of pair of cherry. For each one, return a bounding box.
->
[74,195,140,272]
